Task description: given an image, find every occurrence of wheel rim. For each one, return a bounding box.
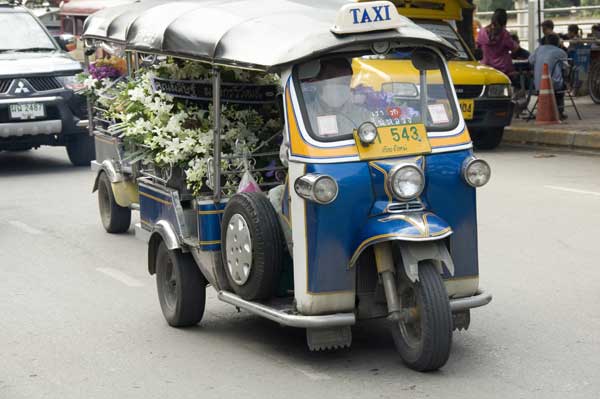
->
[161,257,177,311]
[397,285,422,350]
[98,181,111,227]
[225,213,253,285]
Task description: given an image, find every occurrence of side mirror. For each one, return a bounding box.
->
[57,34,77,52]
[411,49,438,71]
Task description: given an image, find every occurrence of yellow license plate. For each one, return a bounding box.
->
[459,99,474,120]
[354,124,431,160]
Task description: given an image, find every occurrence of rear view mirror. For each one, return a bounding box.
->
[411,49,438,71]
[57,34,76,52]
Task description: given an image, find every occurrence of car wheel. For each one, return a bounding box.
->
[66,134,95,166]
[98,172,131,234]
[471,128,504,150]
[221,192,283,300]
[390,261,453,372]
[156,241,207,327]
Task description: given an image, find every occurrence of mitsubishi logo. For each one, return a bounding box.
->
[14,80,31,94]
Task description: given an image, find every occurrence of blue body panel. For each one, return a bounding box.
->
[139,183,180,235]
[197,201,226,251]
[303,149,477,293]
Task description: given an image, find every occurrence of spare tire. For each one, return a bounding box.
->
[221,192,284,300]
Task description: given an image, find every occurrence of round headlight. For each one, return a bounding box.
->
[357,122,378,145]
[463,158,491,187]
[389,165,425,201]
[313,176,338,204]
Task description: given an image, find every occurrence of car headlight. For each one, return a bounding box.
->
[462,158,491,187]
[56,75,85,91]
[486,84,511,98]
[388,164,425,201]
[294,174,338,204]
[357,122,378,145]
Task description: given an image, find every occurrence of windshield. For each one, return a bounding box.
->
[296,50,458,141]
[417,22,471,61]
[0,14,56,52]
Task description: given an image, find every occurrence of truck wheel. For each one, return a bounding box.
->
[589,62,600,104]
[98,172,131,234]
[156,241,206,327]
[66,134,95,166]
[471,128,503,150]
[221,193,283,300]
[391,261,453,372]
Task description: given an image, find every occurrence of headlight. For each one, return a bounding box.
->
[357,122,378,145]
[56,75,85,91]
[388,164,425,201]
[463,158,491,187]
[294,174,338,204]
[486,84,511,98]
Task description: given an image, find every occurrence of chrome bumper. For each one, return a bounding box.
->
[450,289,492,313]
[0,120,62,138]
[218,291,356,328]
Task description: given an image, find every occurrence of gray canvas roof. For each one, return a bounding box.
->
[83,0,456,71]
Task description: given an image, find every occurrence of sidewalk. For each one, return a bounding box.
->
[503,96,600,150]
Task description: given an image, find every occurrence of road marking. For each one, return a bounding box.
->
[290,366,332,381]
[96,267,144,287]
[545,185,600,197]
[8,220,43,235]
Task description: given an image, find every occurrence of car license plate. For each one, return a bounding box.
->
[459,99,474,120]
[9,103,45,120]
[354,124,432,160]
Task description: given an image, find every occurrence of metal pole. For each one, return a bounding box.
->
[528,0,538,53]
[212,68,222,202]
[84,50,93,136]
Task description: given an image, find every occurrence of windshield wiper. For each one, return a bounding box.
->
[11,48,56,53]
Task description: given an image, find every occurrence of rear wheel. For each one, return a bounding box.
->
[390,261,453,372]
[66,134,95,166]
[471,128,504,150]
[98,172,131,234]
[589,62,600,104]
[156,241,206,327]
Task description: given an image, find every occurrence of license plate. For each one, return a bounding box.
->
[354,124,432,160]
[9,103,45,120]
[459,99,474,120]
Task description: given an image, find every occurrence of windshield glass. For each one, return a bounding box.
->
[0,14,55,52]
[417,23,471,61]
[296,50,458,141]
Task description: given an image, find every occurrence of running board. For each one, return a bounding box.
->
[217,291,356,329]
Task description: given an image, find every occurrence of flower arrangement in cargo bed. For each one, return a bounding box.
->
[91,58,282,196]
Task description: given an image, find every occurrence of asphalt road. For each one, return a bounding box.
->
[1,145,599,399]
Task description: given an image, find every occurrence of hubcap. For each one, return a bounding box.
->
[225,213,253,285]
[398,285,422,349]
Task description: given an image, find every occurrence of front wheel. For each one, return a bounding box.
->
[589,62,600,104]
[471,128,504,150]
[97,172,131,234]
[391,261,452,372]
[66,134,95,166]
[156,241,207,327]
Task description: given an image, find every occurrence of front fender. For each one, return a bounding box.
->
[349,212,452,267]
[91,159,125,192]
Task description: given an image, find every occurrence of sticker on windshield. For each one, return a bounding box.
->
[317,115,339,137]
[428,104,450,125]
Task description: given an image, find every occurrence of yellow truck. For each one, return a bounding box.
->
[363,0,514,149]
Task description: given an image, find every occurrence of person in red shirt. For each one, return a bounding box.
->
[477,8,519,77]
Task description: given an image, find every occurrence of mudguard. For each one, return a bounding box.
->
[349,211,453,269]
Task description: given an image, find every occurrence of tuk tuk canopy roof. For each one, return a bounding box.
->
[82,0,456,71]
[60,0,138,16]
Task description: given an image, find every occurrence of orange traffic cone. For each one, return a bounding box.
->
[536,63,561,125]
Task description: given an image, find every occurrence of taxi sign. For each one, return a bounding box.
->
[331,1,407,34]
[354,123,432,160]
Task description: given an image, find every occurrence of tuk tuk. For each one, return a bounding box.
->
[376,0,514,150]
[82,0,492,372]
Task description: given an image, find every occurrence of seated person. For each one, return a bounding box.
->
[510,33,530,60]
[529,34,569,120]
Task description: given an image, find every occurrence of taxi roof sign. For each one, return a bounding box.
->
[331,1,407,34]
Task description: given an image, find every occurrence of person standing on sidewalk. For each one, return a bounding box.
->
[529,34,569,120]
[476,8,519,78]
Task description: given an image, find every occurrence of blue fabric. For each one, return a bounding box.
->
[529,45,568,90]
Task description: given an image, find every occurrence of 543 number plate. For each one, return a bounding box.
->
[354,124,432,160]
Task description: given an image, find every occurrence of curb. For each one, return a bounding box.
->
[503,126,600,150]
